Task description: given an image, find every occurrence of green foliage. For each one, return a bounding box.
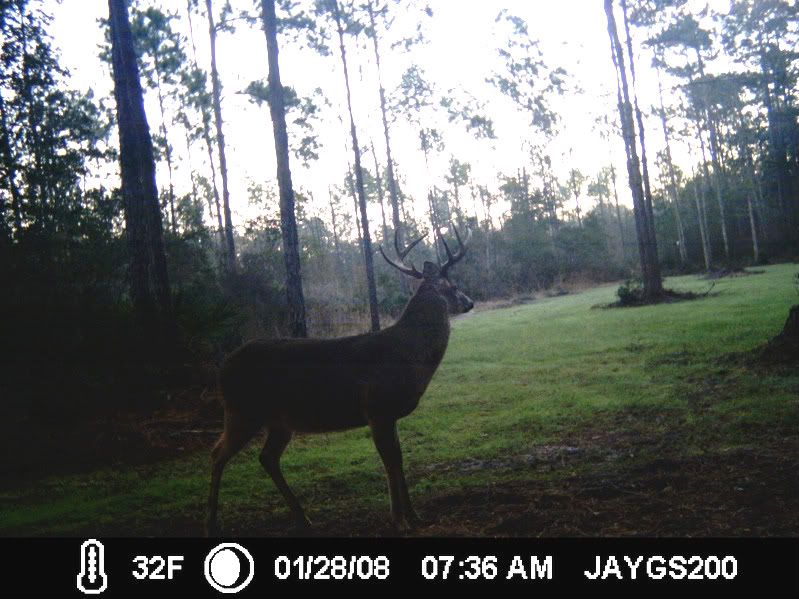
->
[616,278,646,306]
[487,10,568,136]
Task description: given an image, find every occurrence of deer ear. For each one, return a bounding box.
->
[422,261,439,280]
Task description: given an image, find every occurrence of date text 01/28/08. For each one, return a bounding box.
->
[420,555,739,581]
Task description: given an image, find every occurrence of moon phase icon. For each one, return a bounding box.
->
[204,543,255,593]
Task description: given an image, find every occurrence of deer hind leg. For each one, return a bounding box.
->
[259,426,311,529]
[370,419,421,530]
[205,411,258,537]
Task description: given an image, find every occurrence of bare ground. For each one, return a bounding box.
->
[59,418,798,538]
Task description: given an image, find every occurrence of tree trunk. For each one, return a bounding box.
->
[370,143,390,245]
[261,0,307,338]
[606,0,662,299]
[328,187,343,285]
[108,0,171,322]
[152,60,176,234]
[746,192,759,264]
[621,0,660,283]
[185,0,225,250]
[655,61,687,264]
[333,1,379,331]
[609,164,627,263]
[690,164,712,272]
[693,53,731,260]
[205,0,236,273]
[366,2,402,246]
[760,305,799,363]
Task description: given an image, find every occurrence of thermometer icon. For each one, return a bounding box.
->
[77,539,108,594]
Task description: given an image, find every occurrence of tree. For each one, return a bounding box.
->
[487,10,567,139]
[205,0,237,273]
[654,59,688,265]
[317,0,380,331]
[645,8,732,260]
[129,6,186,235]
[394,64,444,261]
[605,0,663,299]
[723,0,799,248]
[108,0,172,322]
[184,0,225,252]
[363,0,412,252]
[445,157,471,227]
[567,168,586,227]
[0,1,111,239]
[260,0,308,338]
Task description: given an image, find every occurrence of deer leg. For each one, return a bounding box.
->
[259,426,311,529]
[206,414,257,537]
[370,419,420,529]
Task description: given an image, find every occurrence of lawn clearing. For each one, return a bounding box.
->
[2,264,797,536]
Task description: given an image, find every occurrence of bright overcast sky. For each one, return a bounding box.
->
[44,0,729,230]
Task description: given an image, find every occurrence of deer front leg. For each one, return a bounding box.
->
[370,419,421,530]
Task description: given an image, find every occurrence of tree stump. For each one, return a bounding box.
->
[759,305,799,363]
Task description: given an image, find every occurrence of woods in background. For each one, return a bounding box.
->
[0,0,797,424]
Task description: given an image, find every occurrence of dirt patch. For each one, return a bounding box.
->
[162,439,799,539]
[426,446,586,474]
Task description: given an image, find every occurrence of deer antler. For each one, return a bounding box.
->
[438,222,471,278]
[379,228,426,279]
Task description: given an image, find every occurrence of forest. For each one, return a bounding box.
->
[0,0,797,538]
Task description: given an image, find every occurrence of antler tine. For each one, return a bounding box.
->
[378,244,423,279]
[394,228,426,260]
[437,226,455,262]
[440,222,471,276]
[452,222,472,249]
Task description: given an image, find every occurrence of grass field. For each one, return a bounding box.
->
[2,264,798,537]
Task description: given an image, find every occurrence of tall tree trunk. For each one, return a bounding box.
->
[760,48,794,245]
[333,1,379,331]
[366,1,402,246]
[108,0,171,322]
[606,0,662,299]
[152,61,176,234]
[693,52,730,259]
[690,164,712,272]
[369,144,390,245]
[185,0,225,250]
[346,164,363,244]
[366,0,410,294]
[182,120,199,214]
[205,0,236,273]
[621,0,660,281]
[609,164,627,263]
[655,61,687,264]
[261,0,307,338]
[746,191,759,264]
[328,186,343,284]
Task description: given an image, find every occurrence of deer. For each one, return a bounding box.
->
[205,224,473,535]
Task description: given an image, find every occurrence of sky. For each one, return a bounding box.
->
[43,0,730,235]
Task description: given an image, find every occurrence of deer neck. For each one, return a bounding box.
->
[393,285,450,366]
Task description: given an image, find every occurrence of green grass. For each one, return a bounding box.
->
[2,264,797,536]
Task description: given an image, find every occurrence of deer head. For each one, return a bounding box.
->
[379,224,474,315]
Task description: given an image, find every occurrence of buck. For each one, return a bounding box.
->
[205,225,473,535]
